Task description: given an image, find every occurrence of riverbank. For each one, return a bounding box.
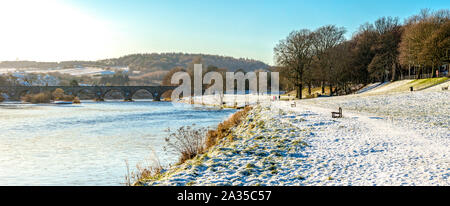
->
[140,89,449,186]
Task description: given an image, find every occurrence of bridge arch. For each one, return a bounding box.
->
[102,89,126,101]
[131,89,154,100]
[0,86,178,101]
[75,88,97,100]
[0,89,8,101]
[160,90,173,101]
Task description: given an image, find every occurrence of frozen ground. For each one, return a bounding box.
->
[143,89,449,186]
[0,66,128,76]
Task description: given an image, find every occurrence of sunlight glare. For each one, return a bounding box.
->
[0,0,117,62]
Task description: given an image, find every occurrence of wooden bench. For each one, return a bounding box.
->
[291,102,296,107]
[332,107,343,118]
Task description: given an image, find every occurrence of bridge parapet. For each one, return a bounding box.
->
[0,86,177,101]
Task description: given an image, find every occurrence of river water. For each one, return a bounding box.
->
[0,100,236,185]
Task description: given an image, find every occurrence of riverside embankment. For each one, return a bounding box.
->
[141,89,449,186]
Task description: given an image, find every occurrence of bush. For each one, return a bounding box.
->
[21,88,79,104]
[61,94,76,101]
[21,92,52,103]
[21,94,32,103]
[0,95,4,102]
[164,125,208,164]
[33,92,52,103]
[52,88,76,101]
[52,88,65,100]
[73,97,81,104]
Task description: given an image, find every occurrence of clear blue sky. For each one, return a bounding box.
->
[2,0,448,65]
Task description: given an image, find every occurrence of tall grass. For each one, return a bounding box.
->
[205,106,252,149]
[124,148,163,186]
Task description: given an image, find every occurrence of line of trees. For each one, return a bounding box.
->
[274,9,449,99]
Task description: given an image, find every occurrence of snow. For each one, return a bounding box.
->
[355,82,389,94]
[143,89,449,186]
[0,66,129,77]
[180,94,279,107]
[362,80,413,95]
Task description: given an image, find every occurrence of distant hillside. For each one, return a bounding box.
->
[99,53,269,72]
[0,53,270,72]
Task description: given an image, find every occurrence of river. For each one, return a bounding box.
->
[0,100,236,185]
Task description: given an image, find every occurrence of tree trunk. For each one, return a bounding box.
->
[391,63,397,81]
[321,81,325,94]
[329,83,333,96]
[297,84,303,99]
[297,68,303,99]
[308,82,312,95]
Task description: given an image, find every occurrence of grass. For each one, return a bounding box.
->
[205,106,252,149]
[281,86,334,100]
[124,149,164,186]
[409,77,449,90]
[369,77,449,94]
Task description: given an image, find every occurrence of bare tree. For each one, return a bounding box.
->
[274,29,314,99]
[368,17,402,81]
[311,25,346,95]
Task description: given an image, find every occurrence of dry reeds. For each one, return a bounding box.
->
[124,148,163,186]
[164,125,208,164]
[205,106,252,149]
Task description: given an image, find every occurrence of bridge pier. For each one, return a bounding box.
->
[153,92,161,101]
[95,91,104,102]
[123,91,133,102]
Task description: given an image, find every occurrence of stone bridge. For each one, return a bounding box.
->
[0,86,177,101]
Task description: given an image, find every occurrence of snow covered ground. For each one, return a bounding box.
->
[0,66,128,77]
[143,89,449,186]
